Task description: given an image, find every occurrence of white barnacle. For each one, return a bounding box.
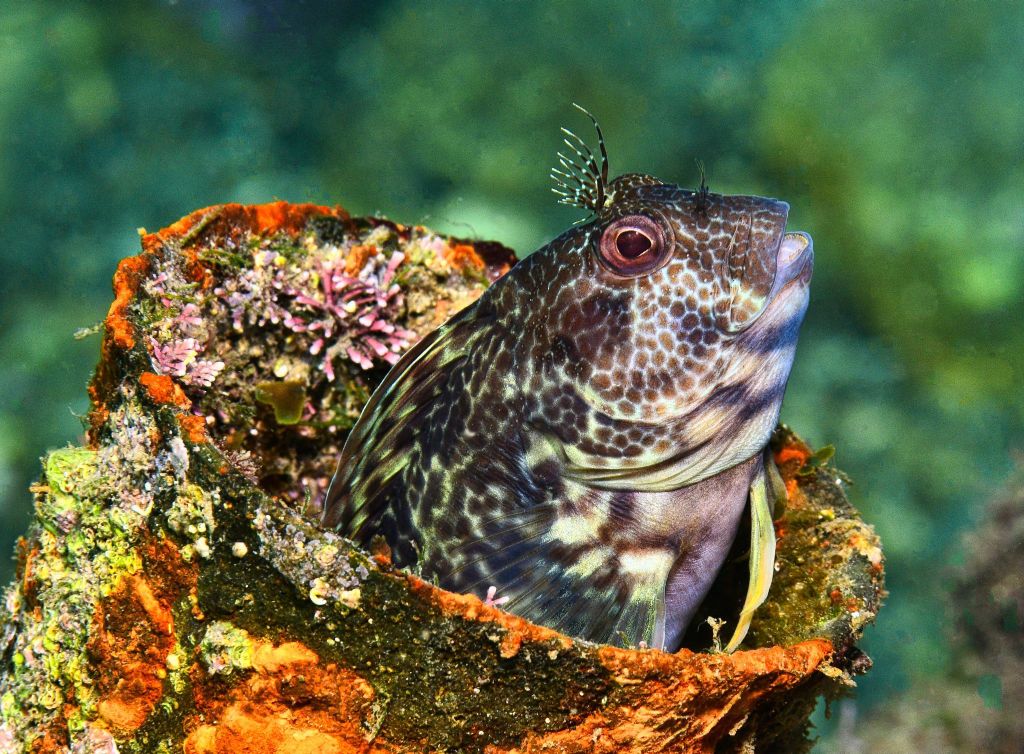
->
[309,578,330,605]
[315,543,339,567]
[338,588,361,609]
[194,537,211,559]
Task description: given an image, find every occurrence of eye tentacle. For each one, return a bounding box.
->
[573,103,610,193]
[693,159,712,216]
[549,104,610,215]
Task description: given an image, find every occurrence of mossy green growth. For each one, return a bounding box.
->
[1,400,162,747]
[199,621,255,675]
[748,475,848,648]
[44,447,100,495]
[175,471,612,754]
[747,430,885,654]
[165,482,217,560]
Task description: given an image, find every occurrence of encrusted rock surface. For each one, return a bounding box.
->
[0,202,884,753]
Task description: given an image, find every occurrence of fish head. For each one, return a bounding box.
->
[530,173,813,424]
[599,172,812,331]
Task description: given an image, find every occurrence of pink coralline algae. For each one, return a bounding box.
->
[131,210,510,467]
[142,234,419,392]
[207,236,419,383]
[186,358,227,388]
[484,585,510,608]
[143,271,226,389]
[148,336,226,387]
[280,249,417,378]
[88,203,515,525]
[148,337,197,377]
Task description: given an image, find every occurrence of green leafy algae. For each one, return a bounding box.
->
[254,380,307,425]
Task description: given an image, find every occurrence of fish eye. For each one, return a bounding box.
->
[615,229,652,258]
[597,214,668,276]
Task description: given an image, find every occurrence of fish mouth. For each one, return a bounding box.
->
[773,232,814,294]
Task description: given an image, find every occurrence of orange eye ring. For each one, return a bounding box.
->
[597,214,669,276]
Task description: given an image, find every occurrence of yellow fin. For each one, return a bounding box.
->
[724,457,777,652]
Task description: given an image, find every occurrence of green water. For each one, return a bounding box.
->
[1,1,1020,747]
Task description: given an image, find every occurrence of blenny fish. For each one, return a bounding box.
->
[324,109,813,652]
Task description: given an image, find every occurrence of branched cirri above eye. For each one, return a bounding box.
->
[598,215,668,276]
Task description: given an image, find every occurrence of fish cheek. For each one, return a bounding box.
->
[557,292,631,373]
[723,240,778,332]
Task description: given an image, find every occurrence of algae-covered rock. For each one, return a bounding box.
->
[0,202,883,753]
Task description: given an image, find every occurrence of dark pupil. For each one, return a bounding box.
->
[616,229,652,259]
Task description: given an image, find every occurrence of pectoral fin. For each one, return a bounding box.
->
[723,455,778,652]
[444,509,669,650]
[322,304,494,538]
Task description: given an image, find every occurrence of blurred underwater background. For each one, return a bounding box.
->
[0,0,1021,749]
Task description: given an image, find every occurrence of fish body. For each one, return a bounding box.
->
[324,144,812,651]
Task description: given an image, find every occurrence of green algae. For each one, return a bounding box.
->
[118,435,613,753]
[163,482,217,560]
[0,422,152,747]
[198,621,255,675]
[254,380,307,425]
[747,430,885,655]
[207,503,612,752]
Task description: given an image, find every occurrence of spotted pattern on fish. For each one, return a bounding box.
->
[324,136,813,651]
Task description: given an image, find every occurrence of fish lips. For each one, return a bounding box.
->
[730,230,813,333]
[772,231,814,295]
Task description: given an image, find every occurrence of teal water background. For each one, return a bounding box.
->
[1,1,1020,746]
